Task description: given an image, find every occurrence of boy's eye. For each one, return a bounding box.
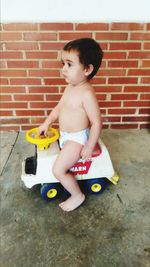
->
[61,61,72,67]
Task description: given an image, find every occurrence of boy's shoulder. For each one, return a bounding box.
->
[82,83,95,96]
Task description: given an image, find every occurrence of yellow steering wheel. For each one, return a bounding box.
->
[26,127,59,150]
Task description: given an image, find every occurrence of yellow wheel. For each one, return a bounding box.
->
[91,183,102,193]
[47,189,57,199]
[26,127,59,150]
[40,183,62,201]
[87,178,107,195]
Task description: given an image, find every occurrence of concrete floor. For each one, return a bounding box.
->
[0,129,150,267]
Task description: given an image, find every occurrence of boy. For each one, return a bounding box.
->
[38,38,103,212]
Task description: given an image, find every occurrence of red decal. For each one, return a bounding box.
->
[70,160,92,175]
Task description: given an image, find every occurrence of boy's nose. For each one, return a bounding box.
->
[62,65,67,74]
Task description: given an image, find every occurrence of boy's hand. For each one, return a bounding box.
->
[38,123,49,137]
[80,145,93,161]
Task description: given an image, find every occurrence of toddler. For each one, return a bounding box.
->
[38,38,103,211]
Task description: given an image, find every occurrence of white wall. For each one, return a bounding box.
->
[1,0,150,22]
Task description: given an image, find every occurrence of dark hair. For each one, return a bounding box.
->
[63,38,103,80]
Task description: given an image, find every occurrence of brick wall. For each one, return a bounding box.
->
[0,22,150,131]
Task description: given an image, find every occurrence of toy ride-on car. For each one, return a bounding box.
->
[21,127,119,201]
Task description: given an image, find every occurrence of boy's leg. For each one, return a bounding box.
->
[52,141,85,211]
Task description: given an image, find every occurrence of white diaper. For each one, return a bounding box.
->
[59,128,89,149]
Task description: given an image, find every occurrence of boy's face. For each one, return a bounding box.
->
[61,50,88,86]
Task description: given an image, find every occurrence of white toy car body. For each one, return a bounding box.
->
[21,128,119,201]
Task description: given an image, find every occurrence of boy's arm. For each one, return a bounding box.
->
[38,102,61,135]
[81,89,102,159]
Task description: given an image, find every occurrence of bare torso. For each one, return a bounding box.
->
[59,84,91,132]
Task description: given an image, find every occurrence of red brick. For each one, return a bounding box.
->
[26,52,57,59]
[99,109,106,115]
[92,78,106,84]
[139,108,150,114]
[128,52,150,59]
[103,116,121,122]
[40,42,64,50]
[29,69,60,77]
[0,102,27,109]
[59,32,92,40]
[111,23,144,31]
[123,116,150,122]
[141,60,150,67]
[99,60,106,68]
[46,95,62,101]
[128,69,150,76]
[124,86,150,92]
[40,23,73,31]
[3,23,38,31]
[75,23,108,31]
[124,101,150,107]
[95,94,106,101]
[16,110,45,116]
[0,70,26,77]
[41,61,61,69]
[30,102,57,109]
[94,86,122,93]
[0,78,8,85]
[30,118,45,124]
[108,108,136,114]
[109,42,141,50]
[111,94,138,100]
[10,78,41,85]
[5,42,39,50]
[0,110,13,116]
[147,23,150,30]
[23,32,57,41]
[104,52,126,59]
[96,32,128,40]
[108,60,138,68]
[99,101,121,108]
[0,61,7,68]
[14,95,44,101]
[97,69,126,76]
[44,78,67,85]
[144,43,150,50]
[1,52,23,59]
[7,61,39,68]
[131,33,150,41]
[0,87,26,93]
[141,77,150,84]
[140,94,150,100]
[108,77,137,84]
[29,86,59,94]
[0,95,12,101]
[1,32,22,41]
[98,43,108,51]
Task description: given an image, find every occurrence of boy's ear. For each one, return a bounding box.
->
[84,64,94,77]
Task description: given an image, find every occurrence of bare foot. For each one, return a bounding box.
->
[59,193,85,212]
